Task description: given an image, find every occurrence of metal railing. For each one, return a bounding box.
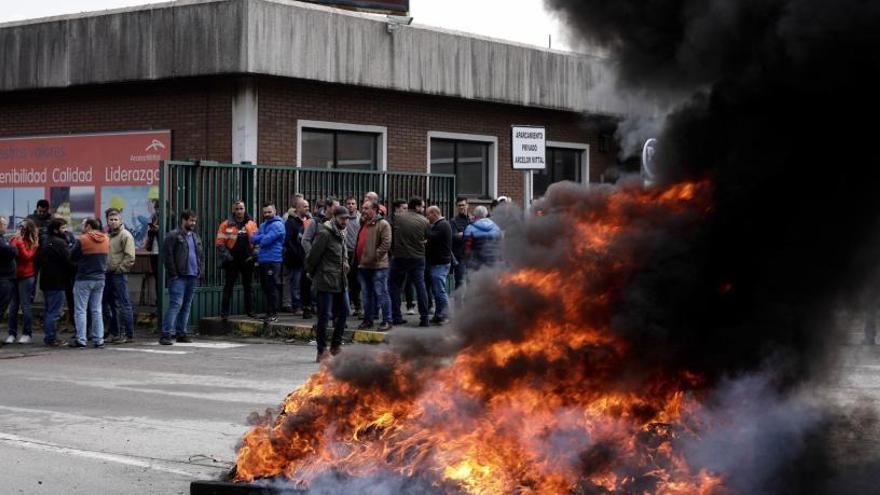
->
[256,167,456,218]
[158,161,456,328]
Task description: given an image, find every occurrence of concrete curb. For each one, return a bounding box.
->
[2,307,159,331]
[199,316,389,344]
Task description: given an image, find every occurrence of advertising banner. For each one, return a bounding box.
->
[0,130,170,251]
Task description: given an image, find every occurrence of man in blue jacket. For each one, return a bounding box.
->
[252,203,285,323]
[463,205,502,271]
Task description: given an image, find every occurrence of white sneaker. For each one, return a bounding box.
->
[4,335,14,344]
[18,335,32,344]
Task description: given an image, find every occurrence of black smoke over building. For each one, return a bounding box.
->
[544,0,880,382]
[536,0,880,492]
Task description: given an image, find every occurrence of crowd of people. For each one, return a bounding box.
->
[0,193,505,362]
[0,200,137,348]
[212,192,503,361]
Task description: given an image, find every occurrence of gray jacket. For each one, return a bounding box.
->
[301,213,324,257]
[305,220,348,293]
[343,210,360,252]
[162,228,205,279]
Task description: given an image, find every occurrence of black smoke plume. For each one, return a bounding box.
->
[544,0,880,382]
[537,0,880,491]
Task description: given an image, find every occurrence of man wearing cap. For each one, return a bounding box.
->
[305,205,350,362]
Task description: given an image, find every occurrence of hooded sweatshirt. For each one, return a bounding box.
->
[463,218,502,267]
[71,230,110,281]
[252,215,286,264]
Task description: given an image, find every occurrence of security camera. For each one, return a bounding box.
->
[387,15,413,25]
[386,15,413,34]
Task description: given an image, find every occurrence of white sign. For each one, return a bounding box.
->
[511,126,546,170]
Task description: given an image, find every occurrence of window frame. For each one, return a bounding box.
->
[526,140,590,205]
[427,131,498,200]
[297,120,387,170]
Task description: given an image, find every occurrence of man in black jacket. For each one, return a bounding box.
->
[160,210,204,345]
[27,199,52,238]
[36,219,75,346]
[0,216,17,347]
[449,197,471,306]
[425,206,453,325]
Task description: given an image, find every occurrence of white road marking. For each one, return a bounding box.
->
[142,342,247,349]
[112,348,189,355]
[0,432,200,477]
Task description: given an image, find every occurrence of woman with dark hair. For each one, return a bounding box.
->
[5,219,39,344]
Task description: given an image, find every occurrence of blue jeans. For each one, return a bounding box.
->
[43,290,66,344]
[0,279,13,326]
[105,272,134,338]
[8,276,35,337]
[389,258,429,322]
[259,262,282,316]
[428,264,451,319]
[162,276,196,338]
[316,291,349,354]
[287,267,304,311]
[74,279,105,346]
[359,268,391,323]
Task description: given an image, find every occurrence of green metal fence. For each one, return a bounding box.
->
[158,161,456,330]
[256,167,457,218]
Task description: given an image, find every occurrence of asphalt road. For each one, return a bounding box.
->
[0,336,321,495]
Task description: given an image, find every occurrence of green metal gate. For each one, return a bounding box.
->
[158,161,456,329]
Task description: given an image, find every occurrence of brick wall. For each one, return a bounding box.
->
[0,78,233,162]
[257,77,619,205]
[0,75,619,205]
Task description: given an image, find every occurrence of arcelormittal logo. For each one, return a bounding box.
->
[146,139,166,152]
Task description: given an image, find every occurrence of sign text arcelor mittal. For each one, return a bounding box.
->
[511,125,547,170]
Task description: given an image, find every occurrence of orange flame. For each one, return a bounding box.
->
[234,181,723,493]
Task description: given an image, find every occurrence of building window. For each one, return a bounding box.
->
[598,133,611,153]
[301,128,378,170]
[430,139,491,198]
[533,147,583,198]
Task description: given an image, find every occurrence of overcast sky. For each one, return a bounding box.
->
[0,0,574,51]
